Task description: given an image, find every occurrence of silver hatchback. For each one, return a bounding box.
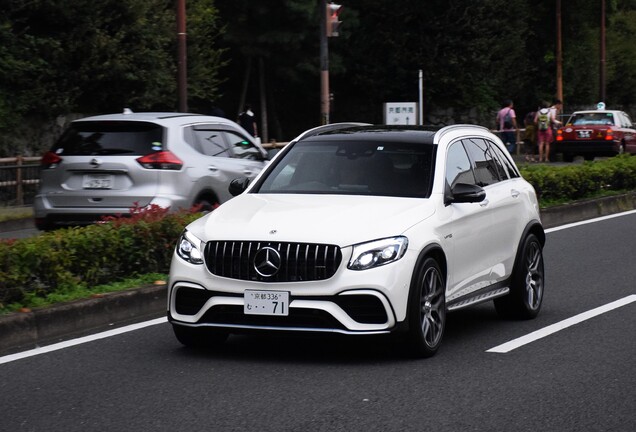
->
[34,111,268,230]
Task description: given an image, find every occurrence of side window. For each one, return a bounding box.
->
[621,112,633,128]
[183,127,202,153]
[462,138,500,186]
[446,141,476,188]
[488,141,520,179]
[485,140,510,180]
[223,131,262,160]
[193,128,230,157]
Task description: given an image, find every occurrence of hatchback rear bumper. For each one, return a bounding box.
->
[554,140,620,156]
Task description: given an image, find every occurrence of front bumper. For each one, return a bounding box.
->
[167,249,417,335]
[168,282,396,335]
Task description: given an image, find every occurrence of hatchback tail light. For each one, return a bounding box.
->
[41,151,62,169]
[136,151,183,170]
[555,129,563,142]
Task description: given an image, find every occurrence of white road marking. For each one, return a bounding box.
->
[0,317,167,365]
[544,209,636,234]
[487,295,636,353]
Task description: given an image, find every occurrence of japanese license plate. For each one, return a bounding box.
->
[82,174,114,189]
[244,290,289,316]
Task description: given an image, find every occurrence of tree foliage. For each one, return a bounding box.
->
[0,0,635,154]
[0,0,224,132]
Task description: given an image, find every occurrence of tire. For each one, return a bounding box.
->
[35,219,56,231]
[405,257,446,358]
[193,198,218,214]
[495,234,544,320]
[562,153,574,163]
[618,142,625,155]
[172,324,228,349]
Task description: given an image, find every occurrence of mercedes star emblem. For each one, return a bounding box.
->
[253,247,282,277]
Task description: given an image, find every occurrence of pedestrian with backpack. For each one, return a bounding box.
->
[496,99,519,154]
[534,101,561,162]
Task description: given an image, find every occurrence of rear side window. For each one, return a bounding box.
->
[462,138,500,187]
[191,129,230,157]
[184,126,262,160]
[53,121,164,156]
[488,140,520,179]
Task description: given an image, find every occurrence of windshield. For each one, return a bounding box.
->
[256,139,435,198]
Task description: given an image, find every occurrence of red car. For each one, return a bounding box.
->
[555,109,636,161]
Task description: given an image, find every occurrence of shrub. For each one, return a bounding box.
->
[519,155,636,205]
[0,205,201,307]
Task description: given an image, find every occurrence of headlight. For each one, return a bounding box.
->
[348,236,408,271]
[176,230,204,265]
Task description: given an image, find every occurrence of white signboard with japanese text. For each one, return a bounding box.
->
[383,102,418,125]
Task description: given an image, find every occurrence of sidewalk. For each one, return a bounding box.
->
[1,192,636,356]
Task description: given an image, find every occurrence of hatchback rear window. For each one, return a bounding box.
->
[52,121,165,156]
[569,113,615,126]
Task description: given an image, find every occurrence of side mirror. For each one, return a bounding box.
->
[446,183,486,204]
[229,178,250,196]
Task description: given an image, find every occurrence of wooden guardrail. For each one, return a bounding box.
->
[0,156,41,206]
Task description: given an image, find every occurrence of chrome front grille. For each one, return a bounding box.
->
[204,241,342,282]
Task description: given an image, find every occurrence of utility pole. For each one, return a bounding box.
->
[320,0,329,125]
[177,0,188,112]
[320,1,342,125]
[418,70,423,125]
[600,0,606,103]
[556,0,563,105]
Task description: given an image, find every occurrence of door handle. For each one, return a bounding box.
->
[208,166,218,172]
[243,170,253,176]
[479,199,490,207]
[511,189,520,198]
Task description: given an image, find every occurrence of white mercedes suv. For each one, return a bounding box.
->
[168,124,545,357]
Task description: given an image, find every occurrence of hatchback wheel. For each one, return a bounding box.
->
[172,324,228,349]
[405,257,446,358]
[495,234,544,319]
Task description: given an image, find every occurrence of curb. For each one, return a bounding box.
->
[0,217,35,232]
[1,192,635,356]
[0,285,166,356]
[540,191,636,228]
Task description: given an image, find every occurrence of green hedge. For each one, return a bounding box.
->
[0,205,200,308]
[519,155,636,205]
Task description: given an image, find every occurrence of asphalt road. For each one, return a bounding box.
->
[0,212,635,432]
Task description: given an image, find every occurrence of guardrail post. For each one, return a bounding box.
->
[16,155,24,206]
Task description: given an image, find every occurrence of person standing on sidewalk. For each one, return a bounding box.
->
[496,99,519,154]
[534,101,558,163]
[548,98,563,161]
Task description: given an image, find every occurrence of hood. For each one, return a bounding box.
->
[187,194,436,247]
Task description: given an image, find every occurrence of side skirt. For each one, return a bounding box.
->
[446,285,510,312]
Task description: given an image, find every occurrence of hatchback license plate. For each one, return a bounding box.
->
[82,174,114,189]
[244,290,289,316]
